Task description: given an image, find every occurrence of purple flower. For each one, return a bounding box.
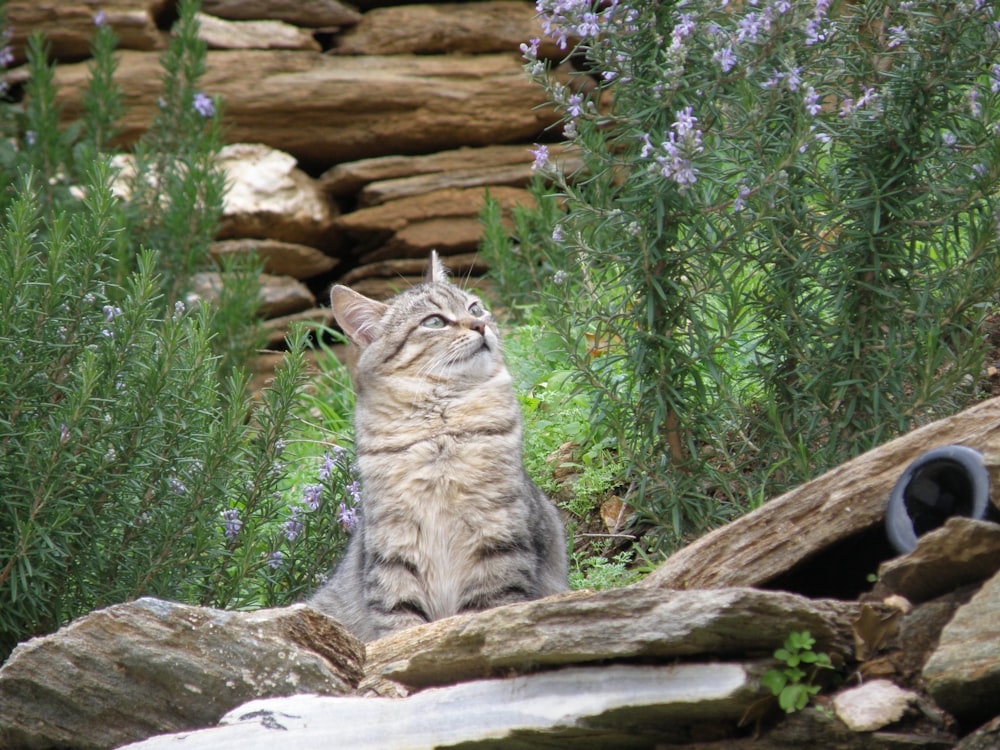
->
[319,453,337,482]
[991,64,1000,94]
[283,506,304,541]
[737,12,763,42]
[804,86,822,117]
[348,480,362,505]
[25,131,36,147]
[268,550,284,569]
[530,144,550,171]
[94,9,107,26]
[222,508,242,539]
[732,186,751,213]
[303,483,323,511]
[59,424,71,445]
[192,92,215,118]
[566,93,584,118]
[713,46,736,73]
[673,13,696,39]
[103,305,122,322]
[0,46,13,68]
[672,106,698,136]
[169,476,187,495]
[337,503,359,531]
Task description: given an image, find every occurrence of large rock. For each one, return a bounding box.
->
[199,0,361,27]
[875,517,1000,603]
[188,272,316,318]
[334,185,534,263]
[52,51,562,165]
[320,143,581,200]
[365,587,873,691]
[5,1,163,64]
[263,307,334,348]
[0,599,363,750]
[217,143,336,247]
[196,13,321,51]
[210,239,339,280]
[923,568,1000,722]
[118,663,764,750]
[337,252,488,286]
[333,1,564,58]
[320,144,548,197]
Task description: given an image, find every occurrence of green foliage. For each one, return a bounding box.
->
[0,0,346,658]
[484,0,1000,551]
[761,631,835,713]
[568,547,641,590]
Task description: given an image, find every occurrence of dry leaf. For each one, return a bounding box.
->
[853,603,903,661]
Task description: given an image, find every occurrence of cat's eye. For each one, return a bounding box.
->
[468,302,485,317]
[421,315,447,329]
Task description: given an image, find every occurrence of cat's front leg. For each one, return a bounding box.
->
[362,558,431,638]
[365,597,430,639]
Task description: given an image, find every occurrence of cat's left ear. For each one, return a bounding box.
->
[330,285,388,348]
[424,250,449,283]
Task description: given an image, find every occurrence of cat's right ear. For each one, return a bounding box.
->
[330,285,388,348]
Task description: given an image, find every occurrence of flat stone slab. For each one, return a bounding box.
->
[119,663,762,750]
[366,587,870,691]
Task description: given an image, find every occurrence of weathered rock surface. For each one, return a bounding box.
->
[366,587,874,691]
[188,272,316,318]
[641,396,1000,592]
[217,143,336,248]
[53,51,562,164]
[333,1,563,58]
[262,308,334,348]
[337,252,488,286]
[319,143,554,197]
[0,599,362,750]
[195,13,321,51]
[118,664,764,750]
[875,517,1000,603]
[5,1,163,64]
[199,0,362,27]
[923,568,1000,722]
[334,185,534,263]
[833,680,918,732]
[210,239,338,280]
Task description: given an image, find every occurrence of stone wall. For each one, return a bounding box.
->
[5,0,577,360]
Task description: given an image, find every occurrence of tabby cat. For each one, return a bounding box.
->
[309,252,568,641]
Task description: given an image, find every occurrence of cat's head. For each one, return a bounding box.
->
[330,252,504,385]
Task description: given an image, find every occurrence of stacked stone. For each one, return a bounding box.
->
[4,0,579,357]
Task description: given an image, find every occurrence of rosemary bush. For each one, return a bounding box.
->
[484,0,1000,549]
[0,0,348,658]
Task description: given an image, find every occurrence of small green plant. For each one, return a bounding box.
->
[568,546,640,590]
[761,631,835,713]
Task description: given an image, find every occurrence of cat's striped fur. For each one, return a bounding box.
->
[309,252,567,641]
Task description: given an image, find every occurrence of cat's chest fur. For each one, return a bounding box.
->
[357,376,526,620]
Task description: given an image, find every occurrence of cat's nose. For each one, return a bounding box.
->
[468,319,486,336]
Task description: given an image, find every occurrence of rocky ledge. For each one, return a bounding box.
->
[4,398,1000,749]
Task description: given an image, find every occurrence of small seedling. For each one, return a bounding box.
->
[761,630,835,713]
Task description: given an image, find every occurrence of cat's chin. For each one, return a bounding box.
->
[452,345,500,379]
